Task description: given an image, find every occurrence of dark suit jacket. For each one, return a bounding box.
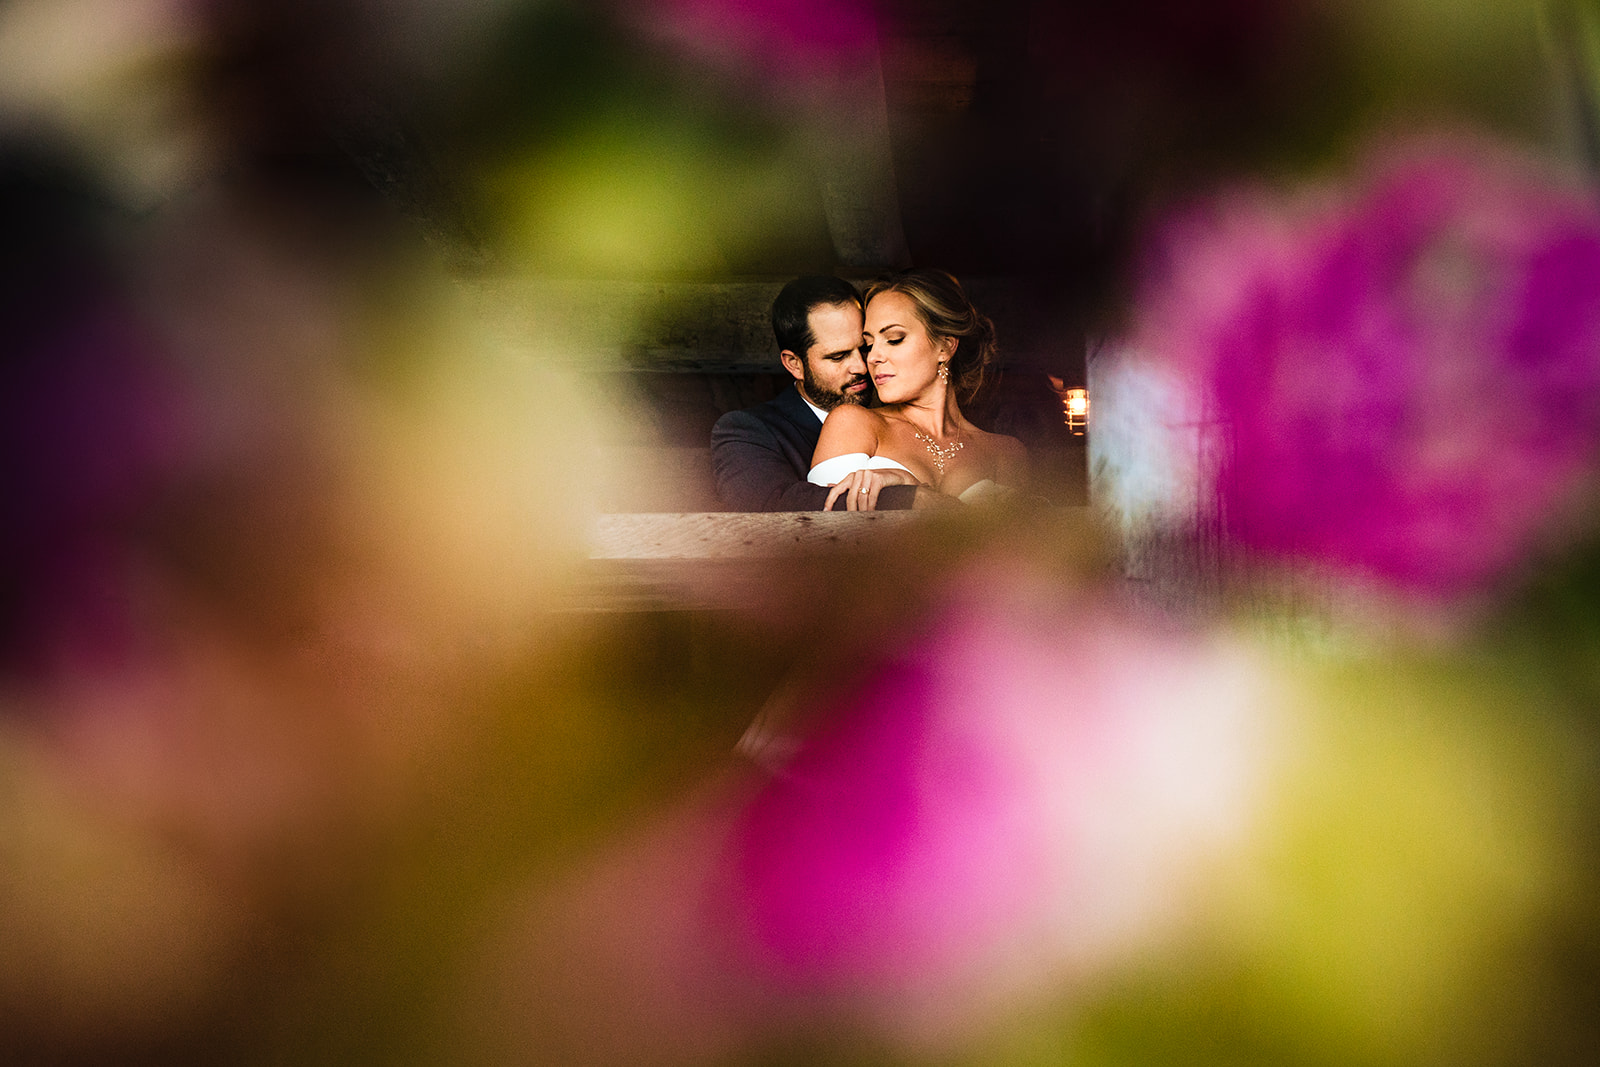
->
[710,385,916,511]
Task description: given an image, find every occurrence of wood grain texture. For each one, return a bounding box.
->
[588,511,920,560]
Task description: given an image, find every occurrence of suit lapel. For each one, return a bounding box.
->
[771,385,823,452]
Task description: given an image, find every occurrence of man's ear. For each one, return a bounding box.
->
[779,349,805,382]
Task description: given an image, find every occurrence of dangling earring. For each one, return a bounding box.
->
[937,361,950,383]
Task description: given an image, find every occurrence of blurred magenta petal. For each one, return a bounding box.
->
[735,656,1033,981]
[727,583,1265,1027]
[1136,134,1600,599]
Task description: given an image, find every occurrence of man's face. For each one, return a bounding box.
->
[785,301,869,411]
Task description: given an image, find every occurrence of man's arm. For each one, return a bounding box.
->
[710,411,914,511]
[711,410,831,511]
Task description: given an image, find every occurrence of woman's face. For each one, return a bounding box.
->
[863,290,954,405]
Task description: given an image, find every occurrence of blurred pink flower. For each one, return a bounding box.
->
[1136,134,1600,598]
[724,578,1262,1037]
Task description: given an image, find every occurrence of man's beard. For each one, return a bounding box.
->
[804,363,870,411]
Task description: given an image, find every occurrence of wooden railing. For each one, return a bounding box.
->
[588,511,921,559]
[569,511,923,612]
[571,510,1099,612]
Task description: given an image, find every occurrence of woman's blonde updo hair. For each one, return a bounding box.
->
[863,268,997,404]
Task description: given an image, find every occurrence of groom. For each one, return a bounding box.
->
[711,275,919,511]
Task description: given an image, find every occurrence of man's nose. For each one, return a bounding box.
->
[848,349,869,373]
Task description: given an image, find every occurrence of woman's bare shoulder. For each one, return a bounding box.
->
[970,424,1026,455]
[815,402,888,460]
[822,403,886,430]
[994,431,1028,461]
[973,427,1029,482]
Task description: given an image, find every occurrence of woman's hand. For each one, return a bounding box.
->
[825,468,921,511]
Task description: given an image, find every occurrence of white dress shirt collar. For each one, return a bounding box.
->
[797,385,829,425]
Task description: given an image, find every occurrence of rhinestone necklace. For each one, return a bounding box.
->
[913,429,964,477]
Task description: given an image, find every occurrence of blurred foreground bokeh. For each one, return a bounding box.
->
[7,1,1600,1065]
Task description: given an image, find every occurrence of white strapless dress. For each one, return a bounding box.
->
[807,453,913,486]
[807,454,1017,504]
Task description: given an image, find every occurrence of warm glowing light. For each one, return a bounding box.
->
[1063,387,1089,435]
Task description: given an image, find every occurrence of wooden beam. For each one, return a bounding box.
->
[569,512,919,612]
[588,511,920,559]
[570,510,1090,612]
[460,277,787,374]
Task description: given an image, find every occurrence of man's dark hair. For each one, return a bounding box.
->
[771,275,861,356]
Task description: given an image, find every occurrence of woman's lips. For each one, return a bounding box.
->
[873,374,892,385]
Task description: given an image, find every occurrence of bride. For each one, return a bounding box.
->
[808,269,1028,511]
